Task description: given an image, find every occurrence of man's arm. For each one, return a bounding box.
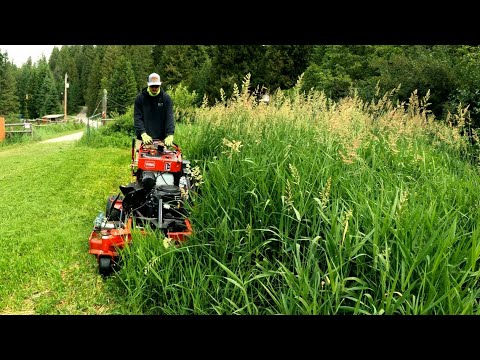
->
[133,96,145,139]
[164,95,175,136]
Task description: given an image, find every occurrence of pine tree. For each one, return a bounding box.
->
[0,56,19,116]
[39,70,61,116]
[125,45,155,92]
[85,52,103,116]
[160,45,210,90]
[107,55,137,116]
[263,45,314,91]
[206,45,266,104]
[80,45,96,105]
[100,45,124,91]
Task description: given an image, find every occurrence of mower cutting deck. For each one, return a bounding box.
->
[88,138,195,276]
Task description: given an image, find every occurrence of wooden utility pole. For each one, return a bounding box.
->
[64,73,69,120]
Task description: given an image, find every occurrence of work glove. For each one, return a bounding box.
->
[164,135,174,147]
[141,132,153,145]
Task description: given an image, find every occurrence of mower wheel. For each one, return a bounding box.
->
[99,257,112,277]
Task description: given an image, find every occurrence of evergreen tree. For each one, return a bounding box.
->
[48,46,62,78]
[39,70,61,116]
[125,45,155,92]
[100,45,124,91]
[16,61,34,119]
[263,45,313,91]
[30,57,52,118]
[158,45,189,87]
[206,45,265,104]
[80,45,96,105]
[0,57,19,115]
[24,59,40,118]
[85,52,103,116]
[64,46,81,113]
[158,45,210,90]
[190,56,212,106]
[107,55,137,116]
[152,45,166,74]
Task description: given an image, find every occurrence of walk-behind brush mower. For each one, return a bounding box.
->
[88,138,195,276]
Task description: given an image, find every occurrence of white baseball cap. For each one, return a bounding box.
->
[147,73,162,86]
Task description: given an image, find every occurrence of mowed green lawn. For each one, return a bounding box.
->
[0,139,135,314]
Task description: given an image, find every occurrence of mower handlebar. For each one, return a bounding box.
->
[141,139,180,152]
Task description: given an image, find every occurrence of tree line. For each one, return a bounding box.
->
[1,45,480,128]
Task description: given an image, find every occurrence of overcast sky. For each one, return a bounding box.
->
[0,45,62,67]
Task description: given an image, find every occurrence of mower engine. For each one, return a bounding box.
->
[88,138,194,276]
[121,139,193,233]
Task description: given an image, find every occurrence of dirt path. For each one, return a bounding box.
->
[42,107,101,143]
[76,106,89,124]
[42,131,85,143]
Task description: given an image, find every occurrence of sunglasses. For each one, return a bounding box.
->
[149,85,160,89]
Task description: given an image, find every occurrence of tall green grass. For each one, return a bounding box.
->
[113,75,480,314]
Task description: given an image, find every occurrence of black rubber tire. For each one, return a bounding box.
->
[99,257,112,277]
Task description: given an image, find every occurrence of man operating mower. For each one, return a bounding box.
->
[134,72,175,146]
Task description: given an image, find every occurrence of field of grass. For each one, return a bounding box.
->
[2,77,480,314]
[0,138,136,314]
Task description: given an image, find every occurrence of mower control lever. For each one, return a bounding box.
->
[142,139,179,152]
